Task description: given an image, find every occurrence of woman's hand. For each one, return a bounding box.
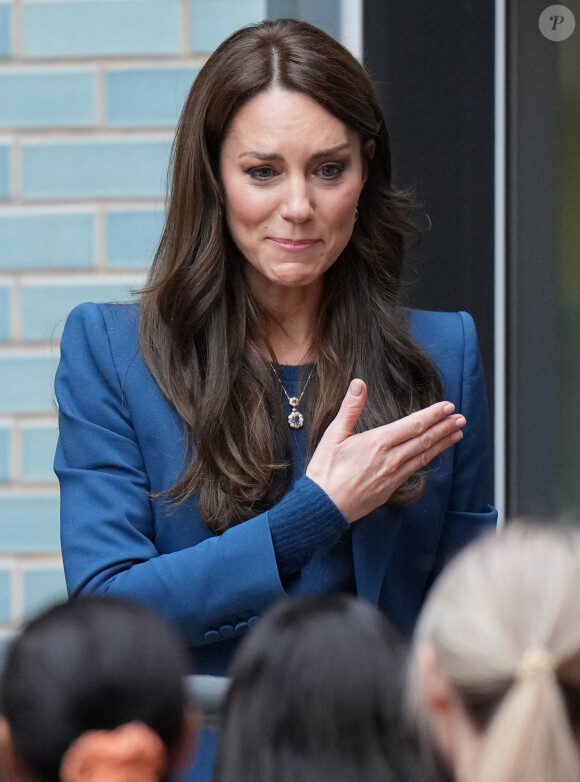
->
[305,379,466,522]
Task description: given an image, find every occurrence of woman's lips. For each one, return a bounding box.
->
[267,238,320,252]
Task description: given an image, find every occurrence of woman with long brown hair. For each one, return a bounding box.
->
[55,17,496,778]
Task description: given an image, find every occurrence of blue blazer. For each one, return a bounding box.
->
[55,303,497,667]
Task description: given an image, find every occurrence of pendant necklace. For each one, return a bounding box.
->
[268,361,316,429]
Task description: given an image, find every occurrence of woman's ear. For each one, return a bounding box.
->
[417,644,453,715]
[360,139,376,188]
[364,138,376,160]
[416,644,482,781]
[0,717,31,781]
[170,707,202,775]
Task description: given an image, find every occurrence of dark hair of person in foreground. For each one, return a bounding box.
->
[0,596,196,782]
[214,592,424,782]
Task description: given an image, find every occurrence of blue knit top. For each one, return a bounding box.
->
[267,364,355,597]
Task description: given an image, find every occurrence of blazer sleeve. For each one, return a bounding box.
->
[55,304,342,649]
[427,311,497,584]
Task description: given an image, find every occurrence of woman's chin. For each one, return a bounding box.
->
[251,272,325,298]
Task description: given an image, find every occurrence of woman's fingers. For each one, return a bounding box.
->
[374,401,458,451]
[320,384,452,450]
[378,414,464,481]
[306,394,465,523]
[375,410,465,471]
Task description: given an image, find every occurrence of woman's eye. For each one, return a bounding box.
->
[318,162,345,180]
[247,166,276,181]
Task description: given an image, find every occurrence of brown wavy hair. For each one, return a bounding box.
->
[139,18,443,533]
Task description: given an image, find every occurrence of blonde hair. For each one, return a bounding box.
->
[410,521,580,782]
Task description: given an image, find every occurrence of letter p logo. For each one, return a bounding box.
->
[539,5,576,40]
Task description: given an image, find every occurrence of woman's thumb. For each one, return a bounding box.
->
[327,379,367,441]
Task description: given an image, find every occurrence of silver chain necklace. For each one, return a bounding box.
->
[268,361,316,429]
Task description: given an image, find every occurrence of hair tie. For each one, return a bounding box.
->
[516,646,555,681]
[60,722,166,782]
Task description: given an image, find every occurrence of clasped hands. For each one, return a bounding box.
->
[305,378,465,522]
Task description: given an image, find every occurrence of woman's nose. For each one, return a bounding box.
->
[279,178,314,222]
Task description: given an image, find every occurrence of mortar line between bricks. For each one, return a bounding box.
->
[0,557,20,569]
[0,344,60,356]
[20,554,64,566]
[10,137,22,203]
[11,0,23,60]
[1,412,57,425]
[0,268,149,279]
[0,486,60,496]
[0,54,207,67]
[8,413,57,427]
[0,201,161,214]
[0,62,97,74]
[0,59,204,72]
[95,63,107,127]
[17,197,168,207]
[12,564,24,627]
[20,272,147,284]
[8,479,60,492]
[12,419,22,483]
[16,129,176,140]
[180,0,191,54]
[94,206,107,268]
[11,275,22,340]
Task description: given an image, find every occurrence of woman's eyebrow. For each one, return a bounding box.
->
[238,143,352,162]
[311,143,351,159]
[239,151,283,161]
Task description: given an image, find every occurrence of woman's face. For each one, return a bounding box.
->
[219,88,368,300]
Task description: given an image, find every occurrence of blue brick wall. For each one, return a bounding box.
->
[23,1,181,58]
[0,356,59,413]
[0,495,60,551]
[0,212,95,269]
[107,209,164,267]
[0,69,96,127]
[24,566,67,618]
[23,139,171,199]
[107,67,199,126]
[0,0,344,638]
[22,277,142,339]
[22,425,59,481]
[191,0,267,51]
